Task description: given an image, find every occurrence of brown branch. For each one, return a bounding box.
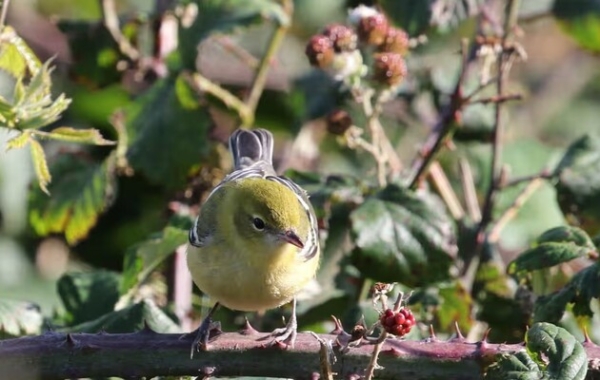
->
[3,330,599,380]
[467,93,522,105]
[501,170,554,189]
[0,0,10,29]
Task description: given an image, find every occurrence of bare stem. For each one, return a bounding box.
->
[365,332,388,380]
[242,0,292,127]
[467,93,522,105]
[501,170,553,188]
[0,0,10,29]
[100,0,141,61]
[429,161,465,220]
[459,158,482,221]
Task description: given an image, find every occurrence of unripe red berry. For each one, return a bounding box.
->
[357,14,389,46]
[372,52,407,86]
[379,27,409,55]
[379,307,415,337]
[323,24,357,52]
[305,35,334,68]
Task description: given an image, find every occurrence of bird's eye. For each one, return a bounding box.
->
[252,217,265,230]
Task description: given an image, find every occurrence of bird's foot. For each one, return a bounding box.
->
[189,317,222,358]
[266,314,297,349]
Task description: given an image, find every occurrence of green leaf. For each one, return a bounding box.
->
[379,0,485,35]
[5,131,31,150]
[534,261,600,323]
[178,0,288,69]
[485,351,542,380]
[28,154,118,245]
[0,26,41,79]
[526,322,588,380]
[553,0,600,52]
[126,74,211,189]
[57,271,121,325]
[121,225,189,295]
[64,299,180,334]
[40,127,115,145]
[508,226,597,276]
[0,299,44,338]
[29,138,51,195]
[553,134,600,232]
[436,281,473,333]
[350,185,457,286]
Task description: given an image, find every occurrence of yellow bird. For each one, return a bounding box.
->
[187,128,320,353]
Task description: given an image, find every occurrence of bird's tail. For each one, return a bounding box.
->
[229,128,274,170]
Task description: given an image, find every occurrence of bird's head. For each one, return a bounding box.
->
[230,178,309,251]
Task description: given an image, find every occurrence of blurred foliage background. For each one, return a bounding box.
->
[1,0,600,351]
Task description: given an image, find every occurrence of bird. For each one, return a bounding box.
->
[186,128,320,354]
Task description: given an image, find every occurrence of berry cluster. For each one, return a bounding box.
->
[379,307,415,337]
[305,6,409,87]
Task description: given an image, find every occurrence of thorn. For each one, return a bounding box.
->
[239,317,259,336]
[583,327,593,345]
[311,372,321,380]
[330,315,345,335]
[201,366,216,378]
[65,333,77,347]
[427,324,437,342]
[346,374,361,380]
[98,329,107,335]
[381,348,402,357]
[482,328,491,343]
[140,320,156,334]
[449,321,465,342]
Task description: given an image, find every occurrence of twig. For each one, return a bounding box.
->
[216,36,259,69]
[365,332,388,380]
[184,71,252,125]
[459,158,482,221]
[310,333,336,380]
[488,178,544,243]
[173,244,193,332]
[409,38,472,189]
[100,0,141,61]
[242,0,293,127]
[0,0,10,29]
[501,170,553,188]
[429,161,465,220]
[467,93,522,105]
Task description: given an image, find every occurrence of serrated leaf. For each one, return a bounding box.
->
[29,139,51,195]
[5,131,31,150]
[553,134,600,233]
[121,225,189,295]
[64,299,180,334]
[41,127,115,145]
[526,322,588,380]
[126,74,210,189]
[0,26,41,79]
[379,0,485,35]
[553,0,600,52]
[178,0,288,69]
[350,185,457,286]
[534,262,600,322]
[28,154,118,244]
[508,226,597,275]
[57,271,121,325]
[0,299,44,338]
[485,351,541,380]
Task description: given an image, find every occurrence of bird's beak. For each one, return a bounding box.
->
[280,230,304,249]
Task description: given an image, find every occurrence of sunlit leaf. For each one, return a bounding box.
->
[28,154,118,244]
[526,322,588,380]
[57,271,121,325]
[178,0,288,69]
[5,131,31,150]
[350,185,457,286]
[41,127,115,145]
[485,351,541,380]
[508,226,596,276]
[126,74,211,189]
[553,0,600,52]
[0,299,44,338]
[0,26,41,79]
[436,281,473,333]
[120,224,189,295]
[29,139,51,195]
[379,0,485,35]
[64,299,180,334]
[553,134,600,234]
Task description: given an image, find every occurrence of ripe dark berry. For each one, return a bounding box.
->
[379,308,415,337]
[326,109,353,135]
[322,24,357,52]
[372,52,407,86]
[305,35,334,68]
[379,27,409,55]
[357,13,389,46]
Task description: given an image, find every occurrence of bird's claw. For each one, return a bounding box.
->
[190,318,222,358]
[266,315,297,349]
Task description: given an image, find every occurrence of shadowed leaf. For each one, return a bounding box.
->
[29,139,51,195]
[41,127,115,145]
[553,0,600,52]
[485,351,541,380]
